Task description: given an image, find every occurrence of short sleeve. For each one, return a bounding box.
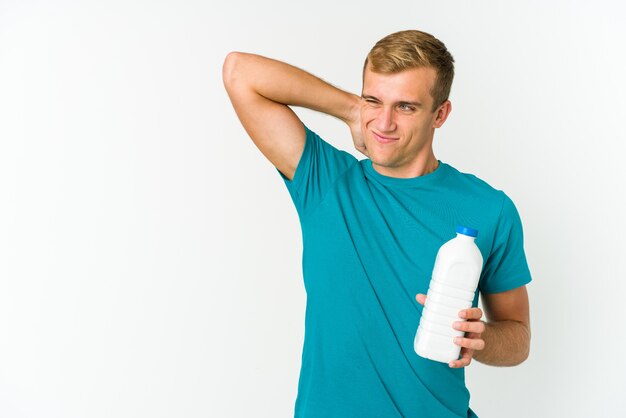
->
[479,193,532,293]
[278,125,357,218]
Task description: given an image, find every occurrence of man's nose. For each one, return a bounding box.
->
[375,106,396,132]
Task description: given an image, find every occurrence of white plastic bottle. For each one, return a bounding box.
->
[414,226,483,363]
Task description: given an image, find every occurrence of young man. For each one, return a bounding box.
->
[223,30,531,418]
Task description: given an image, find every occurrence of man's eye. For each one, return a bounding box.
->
[399,104,414,111]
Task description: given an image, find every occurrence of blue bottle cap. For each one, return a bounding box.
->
[456,225,478,237]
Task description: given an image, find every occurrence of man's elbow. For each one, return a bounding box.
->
[512,346,530,366]
[222,51,245,89]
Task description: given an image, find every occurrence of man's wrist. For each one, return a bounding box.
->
[340,93,361,125]
[473,320,530,366]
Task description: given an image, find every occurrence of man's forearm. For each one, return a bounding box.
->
[223,52,360,124]
[472,320,530,366]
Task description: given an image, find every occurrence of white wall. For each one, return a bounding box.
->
[1,1,625,417]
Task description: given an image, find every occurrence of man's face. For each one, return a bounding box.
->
[360,65,450,177]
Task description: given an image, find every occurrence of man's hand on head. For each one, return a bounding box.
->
[351,124,368,157]
[346,95,368,157]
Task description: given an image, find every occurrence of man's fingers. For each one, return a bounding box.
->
[453,320,486,334]
[454,336,485,351]
[415,293,426,305]
[355,144,369,157]
[449,348,473,368]
[459,307,483,320]
[419,300,484,369]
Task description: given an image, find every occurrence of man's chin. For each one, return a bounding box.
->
[370,157,396,170]
[367,151,393,166]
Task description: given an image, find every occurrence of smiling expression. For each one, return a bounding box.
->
[360,65,451,178]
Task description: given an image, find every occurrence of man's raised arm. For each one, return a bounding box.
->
[222,52,362,180]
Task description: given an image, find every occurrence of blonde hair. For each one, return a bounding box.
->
[364,30,455,111]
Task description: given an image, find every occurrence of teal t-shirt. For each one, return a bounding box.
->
[279,126,532,418]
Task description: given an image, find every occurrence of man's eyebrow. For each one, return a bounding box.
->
[399,100,423,108]
[362,94,423,107]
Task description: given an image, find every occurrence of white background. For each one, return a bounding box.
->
[1,1,625,417]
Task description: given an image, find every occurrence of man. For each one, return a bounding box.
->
[223,30,531,418]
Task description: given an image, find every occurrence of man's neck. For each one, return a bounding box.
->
[372,156,440,178]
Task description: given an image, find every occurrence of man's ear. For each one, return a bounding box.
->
[433,100,452,128]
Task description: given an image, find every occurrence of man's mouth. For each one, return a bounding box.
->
[372,131,399,144]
